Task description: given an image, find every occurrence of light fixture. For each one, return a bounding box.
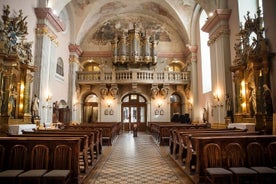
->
[106,100,112,107]
[46,93,52,102]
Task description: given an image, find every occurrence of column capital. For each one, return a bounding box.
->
[187,45,198,53]
[201,9,232,33]
[34,8,65,32]
[69,44,83,57]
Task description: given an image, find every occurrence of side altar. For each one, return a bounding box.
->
[229,8,273,134]
[0,5,36,136]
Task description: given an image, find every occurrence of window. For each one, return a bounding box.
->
[200,10,212,93]
[56,57,64,76]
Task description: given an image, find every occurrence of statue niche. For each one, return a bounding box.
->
[230,8,273,133]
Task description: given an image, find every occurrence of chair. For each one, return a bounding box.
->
[0,144,27,184]
[18,144,49,184]
[268,142,276,169]
[43,144,72,184]
[203,143,233,184]
[247,142,276,184]
[225,143,257,184]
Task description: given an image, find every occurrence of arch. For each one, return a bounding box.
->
[121,93,147,131]
[83,93,99,123]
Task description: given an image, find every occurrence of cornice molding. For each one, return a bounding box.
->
[81,51,190,59]
[69,44,83,57]
[81,51,113,58]
[201,9,231,33]
[34,8,65,32]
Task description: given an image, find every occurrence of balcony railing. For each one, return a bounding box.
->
[76,70,190,84]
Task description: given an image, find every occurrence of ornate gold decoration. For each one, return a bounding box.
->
[208,25,230,46]
[35,24,59,46]
[0,5,33,64]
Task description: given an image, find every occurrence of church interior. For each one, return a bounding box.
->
[0,0,276,183]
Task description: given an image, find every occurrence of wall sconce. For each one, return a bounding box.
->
[106,100,112,108]
[157,100,162,108]
[213,89,223,107]
[46,94,52,102]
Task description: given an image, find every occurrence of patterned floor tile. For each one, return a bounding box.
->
[86,132,193,184]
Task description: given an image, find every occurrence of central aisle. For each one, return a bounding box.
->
[86,132,193,184]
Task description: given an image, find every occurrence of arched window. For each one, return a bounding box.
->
[56,57,64,76]
[200,10,212,93]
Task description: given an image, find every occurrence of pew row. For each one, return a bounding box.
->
[0,137,81,184]
[11,133,91,174]
[27,128,101,162]
[184,135,276,183]
[149,122,208,145]
[65,122,122,146]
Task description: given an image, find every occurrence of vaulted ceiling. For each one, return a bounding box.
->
[50,0,217,54]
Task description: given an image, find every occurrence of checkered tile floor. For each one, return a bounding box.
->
[86,132,193,184]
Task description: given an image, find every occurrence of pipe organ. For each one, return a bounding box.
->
[111,24,159,68]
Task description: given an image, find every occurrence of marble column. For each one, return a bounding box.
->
[189,45,200,122]
[68,44,82,123]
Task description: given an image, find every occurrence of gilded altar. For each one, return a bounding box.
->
[230,8,273,133]
[0,5,35,135]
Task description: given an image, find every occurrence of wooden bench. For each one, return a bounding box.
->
[169,128,247,159]
[28,129,99,164]
[0,137,81,184]
[189,135,276,183]
[13,132,90,173]
[65,122,122,146]
[149,122,208,145]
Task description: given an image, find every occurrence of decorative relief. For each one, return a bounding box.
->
[208,25,230,46]
[0,5,33,64]
[35,24,58,45]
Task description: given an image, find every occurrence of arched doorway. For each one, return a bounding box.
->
[170,93,182,122]
[121,93,147,131]
[83,94,99,123]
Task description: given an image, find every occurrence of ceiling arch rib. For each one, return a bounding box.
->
[74,0,191,48]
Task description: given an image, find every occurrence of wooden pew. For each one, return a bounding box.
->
[149,122,208,145]
[0,137,81,184]
[189,135,276,183]
[61,126,102,156]
[13,132,90,173]
[65,122,122,146]
[170,128,247,159]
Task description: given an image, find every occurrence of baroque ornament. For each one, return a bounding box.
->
[0,5,32,64]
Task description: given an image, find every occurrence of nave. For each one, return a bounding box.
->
[84,132,193,184]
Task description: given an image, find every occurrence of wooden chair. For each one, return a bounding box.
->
[18,144,49,184]
[225,143,257,184]
[0,144,27,184]
[43,144,72,184]
[247,142,276,184]
[203,143,233,184]
[268,142,276,169]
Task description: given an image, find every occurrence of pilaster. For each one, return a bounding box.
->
[68,44,82,122]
